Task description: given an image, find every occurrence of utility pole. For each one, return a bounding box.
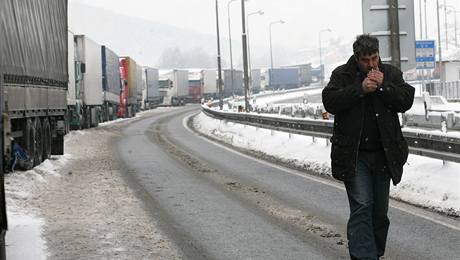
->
[227,0,236,96]
[424,0,427,39]
[0,68,6,260]
[436,0,443,82]
[319,29,331,86]
[419,0,423,39]
[268,20,284,90]
[246,10,264,95]
[241,0,250,112]
[215,0,223,110]
[444,0,448,50]
[442,5,458,48]
[388,0,401,69]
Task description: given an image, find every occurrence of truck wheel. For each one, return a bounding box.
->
[81,107,87,129]
[42,118,52,160]
[91,107,99,127]
[64,110,70,134]
[34,118,44,165]
[20,118,36,170]
[83,107,91,129]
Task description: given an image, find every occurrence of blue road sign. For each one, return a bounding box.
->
[416,40,435,69]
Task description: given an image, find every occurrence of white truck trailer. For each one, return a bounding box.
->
[160,70,189,106]
[74,35,103,128]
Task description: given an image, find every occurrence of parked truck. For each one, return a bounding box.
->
[143,67,162,109]
[159,70,189,106]
[282,63,312,87]
[118,57,142,117]
[188,71,203,103]
[101,46,121,121]
[251,69,262,94]
[2,0,68,169]
[1,0,69,252]
[73,35,103,128]
[223,69,243,97]
[67,31,80,131]
[266,68,300,90]
[201,69,217,99]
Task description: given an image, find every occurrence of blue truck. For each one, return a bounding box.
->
[267,68,300,90]
[101,46,122,121]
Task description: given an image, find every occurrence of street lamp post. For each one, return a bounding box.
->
[319,28,331,86]
[424,0,427,39]
[241,0,250,111]
[436,0,443,82]
[227,0,237,96]
[246,10,264,94]
[268,20,285,90]
[269,20,284,70]
[441,4,458,48]
[215,0,223,109]
[457,10,460,47]
[443,0,448,50]
[419,0,423,39]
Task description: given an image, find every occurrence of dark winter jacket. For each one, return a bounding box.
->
[322,56,415,185]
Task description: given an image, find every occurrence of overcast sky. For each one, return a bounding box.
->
[71,0,460,44]
[70,0,363,52]
[70,0,460,66]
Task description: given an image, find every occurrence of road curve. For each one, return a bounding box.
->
[116,106,460,260]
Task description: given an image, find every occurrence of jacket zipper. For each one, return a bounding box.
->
[355,99,365,171]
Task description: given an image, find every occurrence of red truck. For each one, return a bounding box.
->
[118,57,142,118]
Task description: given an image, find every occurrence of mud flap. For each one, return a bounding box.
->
[51,133,64,155]
[51,119,65,155]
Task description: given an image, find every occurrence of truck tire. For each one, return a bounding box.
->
[19,118,36,170]
[91,107,99,128]
[34,118,44,165]
[64,110,70,134]
[42,118,52,160]
[83,107,90,129]
[132,108,136,117]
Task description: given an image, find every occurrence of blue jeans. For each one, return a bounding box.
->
[344,150,391,260]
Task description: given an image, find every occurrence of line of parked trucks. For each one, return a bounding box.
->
[67,33,159,129]
[0,1,317,253]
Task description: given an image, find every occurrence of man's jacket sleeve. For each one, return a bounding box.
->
[322,71,364,115]
[377,71,415,113]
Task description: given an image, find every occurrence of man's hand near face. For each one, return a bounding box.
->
[362,77,378,93]
[367,68,384,86]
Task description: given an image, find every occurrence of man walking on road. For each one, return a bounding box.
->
[322,34,414,259]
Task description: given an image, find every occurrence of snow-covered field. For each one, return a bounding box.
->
[193,112,460,217]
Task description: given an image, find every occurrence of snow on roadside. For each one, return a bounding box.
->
[226,86,323,109]
[253,87,323,105]
[193,112,460,216]
[5,153,72,259]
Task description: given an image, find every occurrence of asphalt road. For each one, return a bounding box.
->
[116,106,460,260]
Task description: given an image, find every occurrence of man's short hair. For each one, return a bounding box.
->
[353,34,379,57]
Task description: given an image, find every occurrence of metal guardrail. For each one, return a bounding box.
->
[202,106,460,163]
[427,81,460,102]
